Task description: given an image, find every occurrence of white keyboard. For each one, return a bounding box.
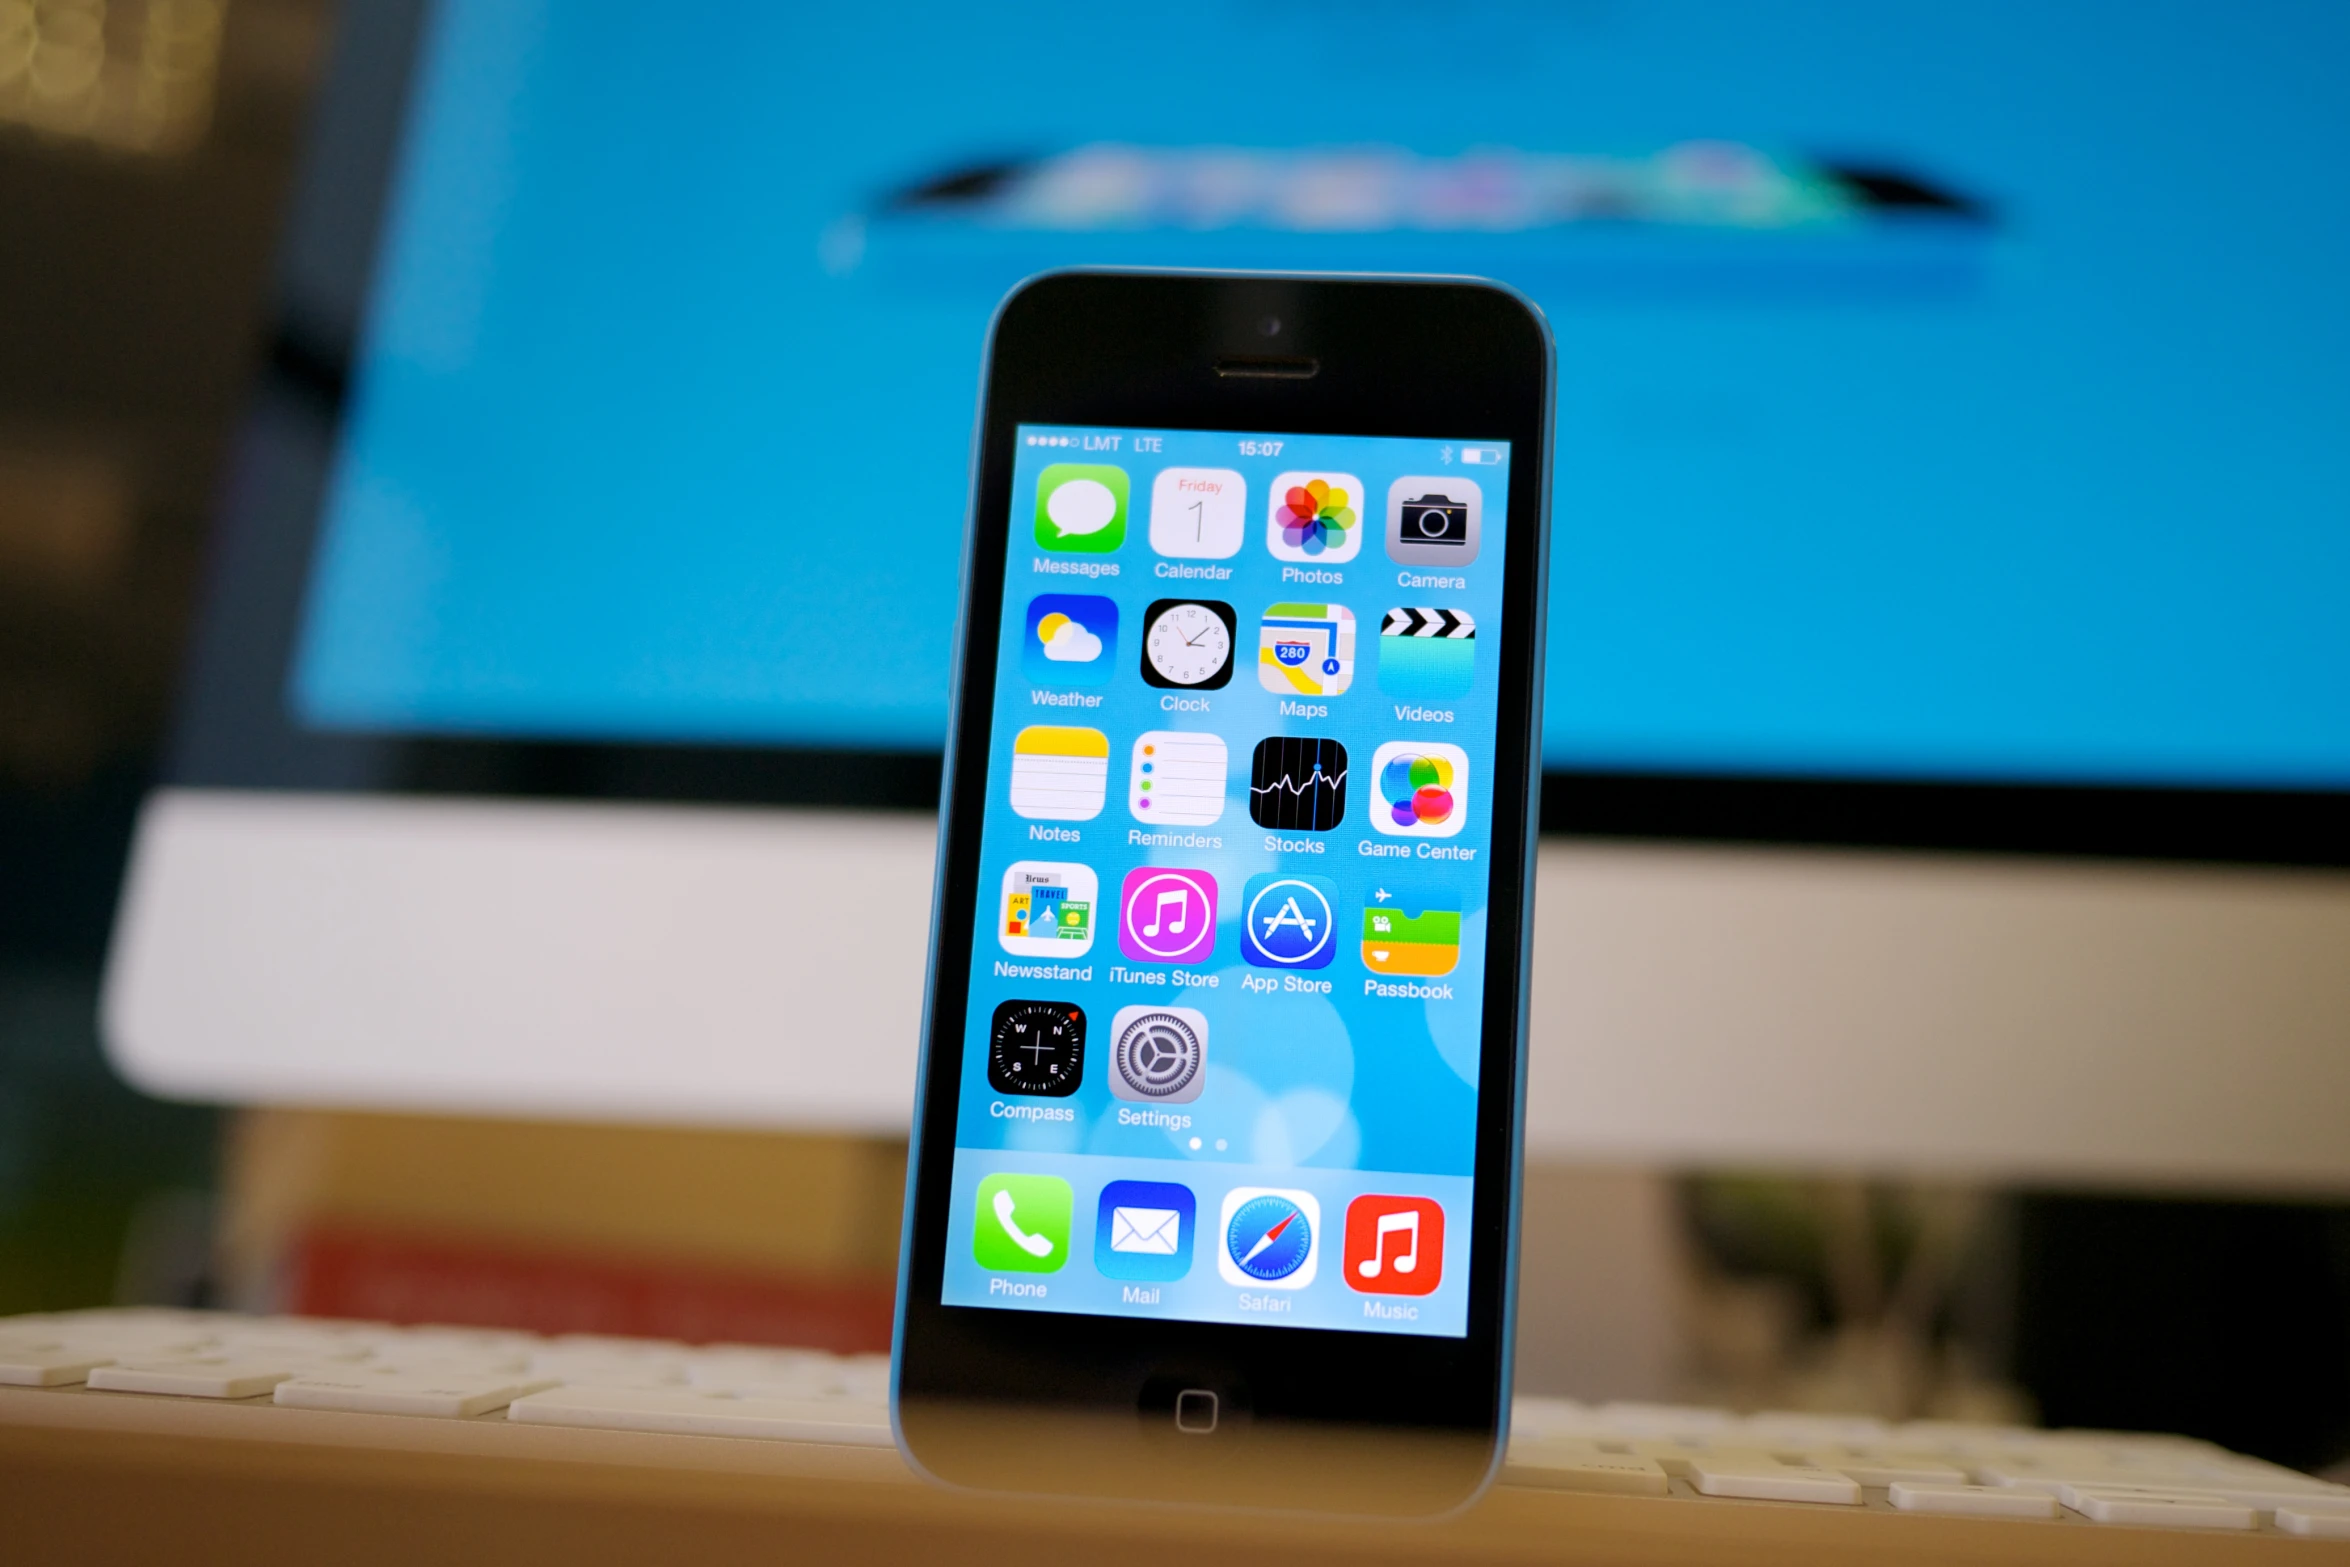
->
[6,1308,2348,1556]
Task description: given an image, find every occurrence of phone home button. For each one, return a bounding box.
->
[1173,1389,1219,1434]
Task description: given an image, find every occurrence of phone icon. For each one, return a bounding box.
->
[1241,872,1338,969]
[974,1173,1072,1273]
[1150,468,1246,558]
[1385,476,1481,565]
[1035,464,1128,553]
[1369,741,1469,837]
[1257,603,1355,696]
[999,861,1098,956]
[1343,1195,1444,1297]
[1023,594,1117,685]
[1095,1179,1196,1283]
[1219,1187,1320,1288]
[1267,472,1363,562]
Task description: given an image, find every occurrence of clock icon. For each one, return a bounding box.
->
[987,999,1085,1097]
[1140,599,1236,689]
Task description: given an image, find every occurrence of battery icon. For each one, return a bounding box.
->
[1460,447,1503,466]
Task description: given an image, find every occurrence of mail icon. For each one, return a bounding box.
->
[1094,1179,1195,1282]
[1110,1205,1182,1254]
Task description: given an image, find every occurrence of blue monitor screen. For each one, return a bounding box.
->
[290,0,2350,789]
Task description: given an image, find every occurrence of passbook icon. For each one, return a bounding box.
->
[1094,1179,1195,1283]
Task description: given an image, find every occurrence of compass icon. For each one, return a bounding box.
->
[1218,1187,1320,1288]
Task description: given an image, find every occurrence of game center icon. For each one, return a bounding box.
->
[1369,742,1468,837]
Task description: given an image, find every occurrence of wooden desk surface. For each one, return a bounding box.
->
[5,1384,2340,1567]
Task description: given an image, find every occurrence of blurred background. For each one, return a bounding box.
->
[2,0,2346,1478]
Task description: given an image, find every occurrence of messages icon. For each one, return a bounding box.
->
[1094,1179,1195,1283]
[1035,464,1128,553]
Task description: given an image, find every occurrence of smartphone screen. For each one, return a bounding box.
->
[940,425,1511,1340]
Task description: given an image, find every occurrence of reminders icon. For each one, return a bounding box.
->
[1010,726,1108,820]
[1130,731,1227,825]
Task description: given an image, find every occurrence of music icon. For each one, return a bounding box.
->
[1342,1195,1445,1297]
[1117,867,1218,966]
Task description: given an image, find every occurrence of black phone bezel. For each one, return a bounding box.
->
[890,271,1553,1508]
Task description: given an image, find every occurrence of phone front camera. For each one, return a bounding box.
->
[1258,315,1282,337]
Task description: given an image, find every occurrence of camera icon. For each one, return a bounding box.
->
[1398,494,1470,546]
[1385,476,1482,566]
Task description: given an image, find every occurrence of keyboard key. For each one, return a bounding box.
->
[1626,1439,1720,1478]
[1502,1437,1671,1495]
[1509,1396,1606,1440]
[0,1337,118,1386]
[1739,1412,1888,1445]
[2159,1478,2350,1513]
[1972,1455,2207,1493]
[2064,1487,2257,1529]
[1689,1455,1863,1505]
[506,1384,892,1446]
[1596,1402,1739,1438]
[2278,1507,2350,1539]
[88,1357,299,1399]
[275,1368,557,1418]
[1799,1446,1968,1487]
[1888,1481,2061,1518]
[524,1347,690,1388]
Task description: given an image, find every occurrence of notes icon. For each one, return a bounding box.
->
[1010,726,1108,820]
[1129,731,1227,825]
[1342,1195,1444,1297]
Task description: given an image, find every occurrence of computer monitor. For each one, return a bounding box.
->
[102,0,2350,1184]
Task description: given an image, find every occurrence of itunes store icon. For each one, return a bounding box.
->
[1117,867,1218,966]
